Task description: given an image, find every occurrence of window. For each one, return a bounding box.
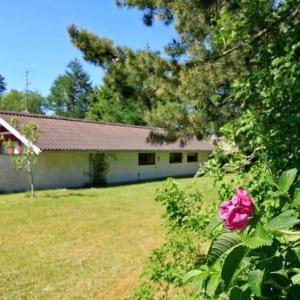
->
[187,153,198,162]
[139,153,155,165]
[169,152,182,164]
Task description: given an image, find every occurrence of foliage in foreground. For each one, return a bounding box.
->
[185,167,300,299]
[131,162,300,299]
[129,179,217,299]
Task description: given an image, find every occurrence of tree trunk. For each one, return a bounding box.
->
[29,168,34,198]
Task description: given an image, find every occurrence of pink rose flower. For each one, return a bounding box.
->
[218,188,254,231]
[236,187,254,210]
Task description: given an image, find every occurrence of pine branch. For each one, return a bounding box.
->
[212,6,300,61]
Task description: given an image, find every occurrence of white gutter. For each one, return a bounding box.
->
[0,117,41,155]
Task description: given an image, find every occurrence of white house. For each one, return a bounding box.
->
[0,111,214,192]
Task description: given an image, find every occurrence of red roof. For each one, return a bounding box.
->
[0,111,214,152]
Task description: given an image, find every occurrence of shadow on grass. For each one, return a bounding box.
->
[93,174,196,189]
[0,175,196,197]
[42,192,95,199]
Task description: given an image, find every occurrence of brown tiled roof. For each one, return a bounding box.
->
[0,111,214,152]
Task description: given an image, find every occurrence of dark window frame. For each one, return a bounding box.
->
[169,152,183,164]
[187,152,198,163]
[138,152,156,165]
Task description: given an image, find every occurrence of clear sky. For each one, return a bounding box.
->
[0,0,176,96]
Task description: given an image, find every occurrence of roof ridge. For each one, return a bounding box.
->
[0,110,161,130]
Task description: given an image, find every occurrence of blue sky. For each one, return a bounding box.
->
[0,0,176,96]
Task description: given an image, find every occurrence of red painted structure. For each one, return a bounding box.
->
[0,125,23,154]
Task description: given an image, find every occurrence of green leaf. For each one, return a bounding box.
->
[270,271,290,288]
[248,269,264,297]
[206,216,222,235]
[265,212,300,233]
[192,272,210,292]
[207,232,242,265]
[294,188,300,207]
[206,272,222,298]
[278,168,297,193]
[183,269,202,283]
[292,273,300,285]
[265,169,276,187]
[222,245,249,289]
[229,286,243,300]
[241,223,273,249]
[229,286,251,300]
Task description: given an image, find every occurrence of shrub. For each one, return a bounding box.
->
[185,167,300,299]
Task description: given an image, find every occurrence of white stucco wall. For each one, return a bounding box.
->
[105,151,210,184]
[0,150,210,192]
[0,151,90,192]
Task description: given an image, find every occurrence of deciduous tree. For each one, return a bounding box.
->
[0,89,45,114]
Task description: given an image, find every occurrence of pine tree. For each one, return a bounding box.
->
[68,25,179,126]
[47,59,92,118]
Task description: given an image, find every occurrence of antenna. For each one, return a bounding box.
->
[25,70,30,112]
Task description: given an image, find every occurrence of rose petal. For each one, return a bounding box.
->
[231,195,240,205]
[236,188,254,209]
[219,199,236,220]
[225,207,250,230]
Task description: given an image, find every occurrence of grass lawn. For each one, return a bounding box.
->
[0,176,218,299]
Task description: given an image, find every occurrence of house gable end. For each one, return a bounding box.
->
[0,117,41,155]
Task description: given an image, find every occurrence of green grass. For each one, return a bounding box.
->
[0,176,218,299]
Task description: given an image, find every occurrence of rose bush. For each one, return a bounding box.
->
[184,167,300,299]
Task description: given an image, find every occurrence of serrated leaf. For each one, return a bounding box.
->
[265,212,300,232]
[222,245,249,289]
[207,232,242,265]
[280,209,298,217]
[294,188,300,207]
[248,269,264,297]
[278,168,297,193]
[242,223,273,249]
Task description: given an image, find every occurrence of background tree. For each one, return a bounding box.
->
[0,74,6,96]
[0,89,45,114]
[88,86,146,124]
[47,59,92,118]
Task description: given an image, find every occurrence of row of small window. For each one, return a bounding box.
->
[138,152,198,165]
